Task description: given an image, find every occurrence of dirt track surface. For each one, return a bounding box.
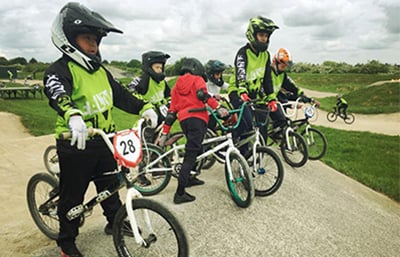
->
[0,104,399,256]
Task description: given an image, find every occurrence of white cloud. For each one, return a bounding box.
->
[0,0,398,65]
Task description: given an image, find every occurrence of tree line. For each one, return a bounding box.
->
[1,56,399,80]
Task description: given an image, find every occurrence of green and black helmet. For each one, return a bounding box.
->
[246,16,279,52]
[180,58,207,82]
[141,51,170,82]
[205,60,227,87]
[51,2,123,72]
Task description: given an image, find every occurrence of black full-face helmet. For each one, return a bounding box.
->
[141,51,170,82]
[180,58,207,82]
[205,60,227,87]
[51,2,123,72]
[246,16,279,52]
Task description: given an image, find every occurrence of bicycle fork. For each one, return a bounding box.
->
[303,124,313,145]
[125,188,156,247]
[284,127,297,151]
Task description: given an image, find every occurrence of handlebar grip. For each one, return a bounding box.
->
[58,127,95,140]
[59,132,71,140]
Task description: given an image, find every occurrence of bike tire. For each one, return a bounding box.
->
[113,198,189,257]
[280,131,309,168]
[250,146,284,197]
[224,151,254,208]
[344,113,355,124]
[300,127,328,160]
[26,172,59,240]
[43,145,59,176]
[133,144,172,196]
[326,112,337,122]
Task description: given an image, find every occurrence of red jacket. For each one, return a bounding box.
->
[169,74,219,124]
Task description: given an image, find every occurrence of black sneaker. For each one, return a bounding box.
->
[173,192,196,204]
[59,241,83,257]
[186,177,205,187]
[104,221,135,237]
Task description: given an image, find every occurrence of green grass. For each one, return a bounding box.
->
[1,73,399,202]
[316,125,400,201]
[289,73,399,93]
[317,82,400,114]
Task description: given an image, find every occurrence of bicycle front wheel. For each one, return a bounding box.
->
[280,131,308,168]
[133,144,172,196]
[344,113,355,124]
[26,172,59,240]
[225,151,254,208]
[326,112,337,122]
[249,146,284,197]
[300,127,328,160]
[43,145,59,176]
[113,198,189,257]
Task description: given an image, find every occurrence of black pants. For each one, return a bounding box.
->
[338,104,348,117]
[176,118,207,195]
[56,139,122,245]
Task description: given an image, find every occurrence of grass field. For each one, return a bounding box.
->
[0,73,399,201]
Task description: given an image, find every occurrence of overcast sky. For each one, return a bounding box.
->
[0,0,399,66]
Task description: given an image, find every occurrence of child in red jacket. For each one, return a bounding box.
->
[157,58,229,204]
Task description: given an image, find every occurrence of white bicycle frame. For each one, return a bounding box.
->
[143,130,245,183]
[82,119,153,247]
[279,97,319,147]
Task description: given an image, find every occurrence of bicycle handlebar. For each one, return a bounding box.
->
[189,99,270,131]
[58,118,147,155]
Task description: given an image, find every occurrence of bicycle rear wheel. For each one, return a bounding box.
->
[43,145,59,176]
[133,144,172,196]
[225,151,254,208]
[200,129,219,170]
[280,131,308,168]
[326,112,337,122]
[249,146,284,196]
[113,198,189,257]
[26,172,59,240]
[300,127,328,160]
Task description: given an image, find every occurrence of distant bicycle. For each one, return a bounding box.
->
[326,107,355,124]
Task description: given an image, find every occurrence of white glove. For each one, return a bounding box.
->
[159,104,169,118]
[142,108,158,128]
[69,115,87,150]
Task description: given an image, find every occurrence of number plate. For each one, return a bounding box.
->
[113,129,142,168]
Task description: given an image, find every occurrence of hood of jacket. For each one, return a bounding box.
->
[174,74,200,96]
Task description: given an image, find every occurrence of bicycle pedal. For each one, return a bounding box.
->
[66,204,85,221]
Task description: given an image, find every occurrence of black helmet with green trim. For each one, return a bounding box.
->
[246,16,279,52]
[180,58,207,82]
[51,2,123,72]
[141,51,170,82]
[205,60,227,87]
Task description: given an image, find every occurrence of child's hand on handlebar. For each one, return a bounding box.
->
[142,108,158,128]
[68,115,87,150]
[267,100,278,112]
[216,106,230,119]
[240,93,250,102]
[312,99,320,108]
